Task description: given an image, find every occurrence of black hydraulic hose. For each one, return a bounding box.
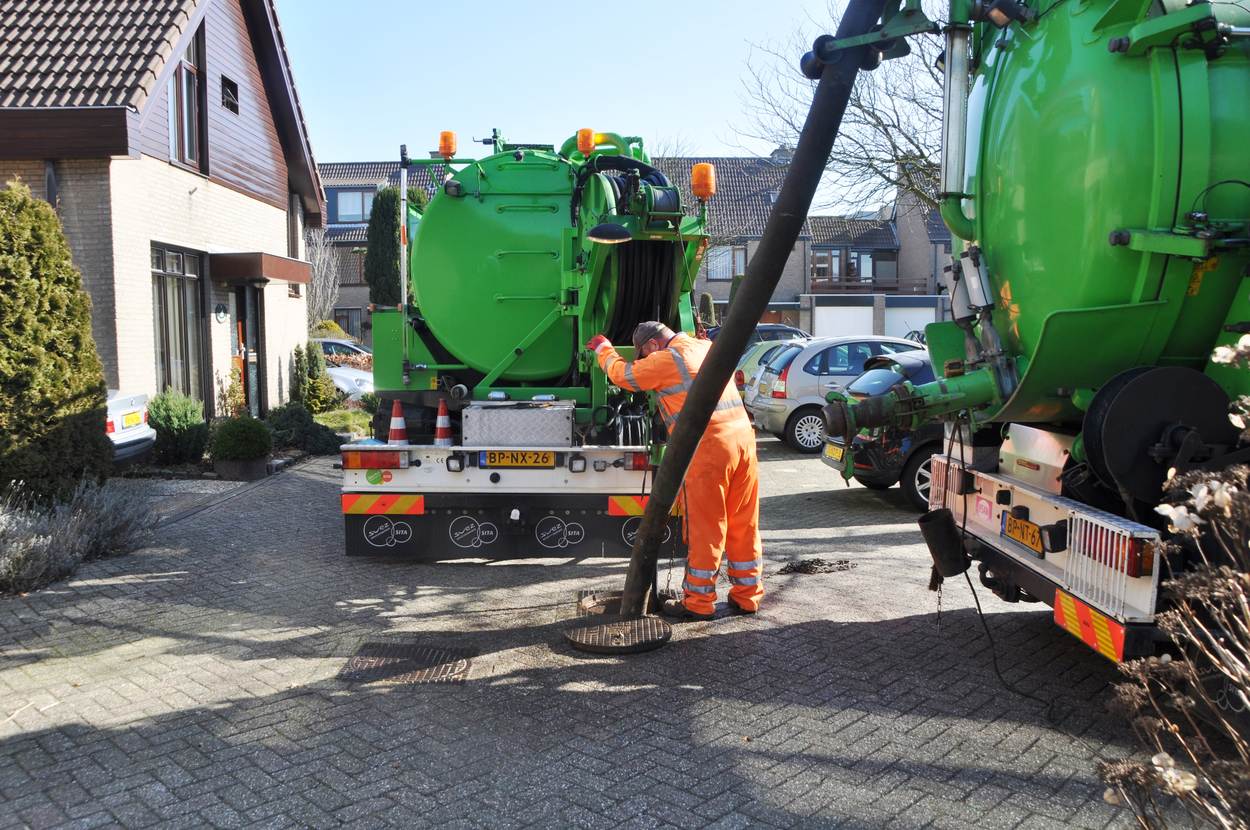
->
[618,0,887,616]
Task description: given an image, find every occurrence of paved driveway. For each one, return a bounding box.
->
[0,439,1134,829]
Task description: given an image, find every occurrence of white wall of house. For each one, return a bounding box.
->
[109,155,306,408]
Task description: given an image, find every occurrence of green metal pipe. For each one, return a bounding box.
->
[940,195,976,241]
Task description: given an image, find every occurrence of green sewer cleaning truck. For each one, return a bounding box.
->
[340,129,709,559]
[821,0,1250,663]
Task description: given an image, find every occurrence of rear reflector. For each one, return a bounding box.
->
[342,450,409,470]
[105,420,115,434]
[1054,589,1125,662]
[624,451,650,470]
[734,369,745,389]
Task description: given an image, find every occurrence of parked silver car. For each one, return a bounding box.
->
[746,336,923,452]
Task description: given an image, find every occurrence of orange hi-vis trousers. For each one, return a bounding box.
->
[597,333,764,613]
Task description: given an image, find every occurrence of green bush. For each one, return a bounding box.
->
[309,319,350,340]
[0,181,112,503]
[147,388,209,464]
[358,392,381,416]
[216,364,246,418]
[265,402,341,455]
[290,344,307,406]
[209,416,272,461]
[302,340,341,414]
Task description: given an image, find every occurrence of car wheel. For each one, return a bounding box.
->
[901,446,938,511]
[784,408,826,454]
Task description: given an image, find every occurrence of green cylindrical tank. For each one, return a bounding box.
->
[406,136,690,384]
[411,151,577,381]
[956,0,1250,424]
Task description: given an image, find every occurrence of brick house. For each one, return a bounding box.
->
[655,149,811,326]
[0,0,324,417]
[316,162,436,344]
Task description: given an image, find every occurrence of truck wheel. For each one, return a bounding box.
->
[784,408,826,454]
[900,446,938,511]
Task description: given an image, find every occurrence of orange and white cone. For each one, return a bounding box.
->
[387,399,408,445]
[434,399,453,447]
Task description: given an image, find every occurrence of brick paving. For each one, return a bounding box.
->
[0,438,1136,828]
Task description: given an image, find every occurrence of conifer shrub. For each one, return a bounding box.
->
[209,416,272,461]
[0,182,111,503]
[147,388,209,464]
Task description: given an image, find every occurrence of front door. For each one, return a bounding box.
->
[228,286,264,416]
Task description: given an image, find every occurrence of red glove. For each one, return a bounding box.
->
[585,334,610,352]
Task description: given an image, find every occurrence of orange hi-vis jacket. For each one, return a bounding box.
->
[596,333,764,613]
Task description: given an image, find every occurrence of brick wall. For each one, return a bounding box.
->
[109,155,306,408]
[2,160,119,386]
[693,238,809,304]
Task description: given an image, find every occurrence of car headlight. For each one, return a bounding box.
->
[353,377,368,389]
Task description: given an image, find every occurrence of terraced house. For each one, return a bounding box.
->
[0,0,324,417]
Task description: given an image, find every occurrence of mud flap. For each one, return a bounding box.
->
[343,493,687,560]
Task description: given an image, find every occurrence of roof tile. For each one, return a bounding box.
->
[808,215,898,249]
[0,0,197,109]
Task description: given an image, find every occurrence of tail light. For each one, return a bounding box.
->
[734,369,745,390]
[142,410,148,423]
[341,450,409,470]
[771,365,790,399]
[624,451,650,470]
[1126,538,1155,578]
[105,419,115,434]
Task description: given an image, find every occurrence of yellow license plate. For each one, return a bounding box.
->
[122,411,142,428]
[1003,514,1043,554]
[823,443,844,462]
[479,450,555,468]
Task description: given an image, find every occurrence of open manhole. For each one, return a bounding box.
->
[577,589,624,617]
[338,642,472,684]
[777,558,857,575]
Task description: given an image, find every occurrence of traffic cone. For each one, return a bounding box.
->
[387,399,408,445]
[434,399,453,447]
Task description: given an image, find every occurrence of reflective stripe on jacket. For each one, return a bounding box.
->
[597,334,749,435]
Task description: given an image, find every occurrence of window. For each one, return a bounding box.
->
[151,245,204,399]
[879,341,924,355]
[336,190,375,223]
[221,76,239,114]
[288,282,301,298]
[848,251,874,283]
[334,307,363,340]
[167,30,204,168]
[706,244,747,281]
[847,251,898,284]
[815,342,876,376]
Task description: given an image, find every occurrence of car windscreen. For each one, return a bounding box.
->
[847,368,908,397]
[763,344,803,373]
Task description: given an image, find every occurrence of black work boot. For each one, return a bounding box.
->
[660,597,715,622]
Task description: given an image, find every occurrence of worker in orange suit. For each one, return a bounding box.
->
[586,321,763,620]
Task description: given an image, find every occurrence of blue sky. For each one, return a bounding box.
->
[274,0,832,164]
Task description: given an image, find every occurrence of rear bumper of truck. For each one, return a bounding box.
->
[342,491,685,559]
[929,454,1163,661]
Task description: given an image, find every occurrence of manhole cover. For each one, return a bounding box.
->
[577,589,624,617]
[565,616,672,655]
[338,642,472,684]
[777,558,856,575]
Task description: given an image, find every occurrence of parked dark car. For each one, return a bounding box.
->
[706,323,811,345]
[820,351,941,510]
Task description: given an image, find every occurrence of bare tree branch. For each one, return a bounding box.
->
[304,227,340,327]
[739,0,945,213]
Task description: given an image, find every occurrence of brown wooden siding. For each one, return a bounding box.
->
[0,109,130,159]
[135,0,288,211]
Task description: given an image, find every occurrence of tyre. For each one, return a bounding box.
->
[900,445,938,511]
[784,408,826,453]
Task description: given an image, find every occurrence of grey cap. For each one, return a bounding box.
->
[631,321,668,350]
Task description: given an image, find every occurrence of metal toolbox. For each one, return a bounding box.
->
[461,401,575,447]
